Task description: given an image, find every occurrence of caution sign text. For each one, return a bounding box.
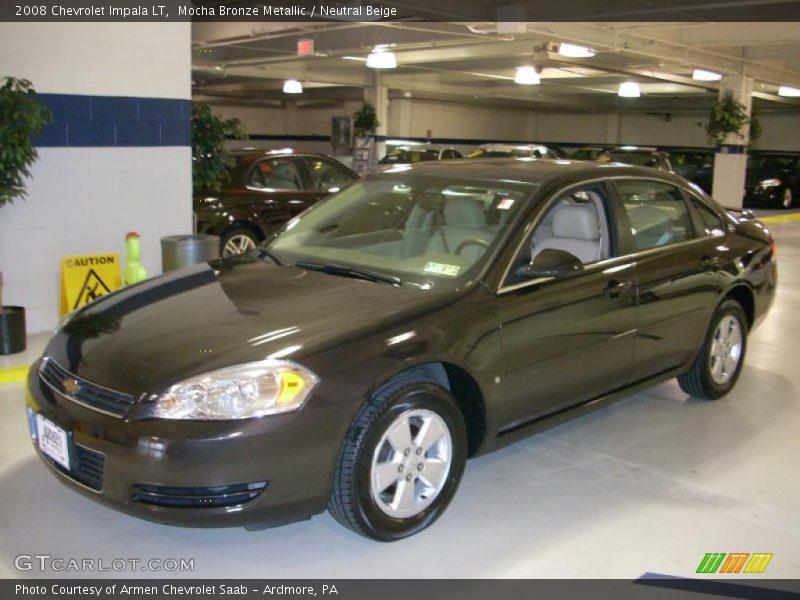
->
[60,254,122,316]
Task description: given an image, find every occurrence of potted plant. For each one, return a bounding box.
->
[353,102,379,139]
[351,102,380,172]
[706,90,757,146]
[0,77,51,354]
[191,102,246,194]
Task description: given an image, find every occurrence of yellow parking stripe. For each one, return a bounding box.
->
[0,365,29,384]
[758,213,800,224]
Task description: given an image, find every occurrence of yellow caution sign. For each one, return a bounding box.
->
[60,254,122,316]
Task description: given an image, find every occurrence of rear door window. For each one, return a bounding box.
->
[615,180,694,251]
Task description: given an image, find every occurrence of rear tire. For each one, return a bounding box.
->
[678,299,747,400]
[328,380,467,541]
[221,228,259,257]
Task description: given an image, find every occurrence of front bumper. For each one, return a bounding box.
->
[26,360,353,528]
[743,186,782,207]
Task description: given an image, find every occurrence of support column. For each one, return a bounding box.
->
[366,71,389,163]
[284,100,298,136]
[711,74,753,208]
[395,97,412,139]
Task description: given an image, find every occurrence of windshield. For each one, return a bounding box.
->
[748,154,796,171]
[468,148,532,159]
[381,148,440,164]
[269,174,535,289]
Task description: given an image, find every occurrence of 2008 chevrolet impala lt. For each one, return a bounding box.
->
[26,160,776,540]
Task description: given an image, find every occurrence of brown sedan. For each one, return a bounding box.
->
[194,149,359,256]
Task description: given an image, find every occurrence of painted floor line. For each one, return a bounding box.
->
[758,213,800,224]
[0,365,29,384]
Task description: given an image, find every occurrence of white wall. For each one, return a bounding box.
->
[0,23,192,334]
[211,96,800,152]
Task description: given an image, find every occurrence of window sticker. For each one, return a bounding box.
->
[497,197,515,210]
[424,262,461,277]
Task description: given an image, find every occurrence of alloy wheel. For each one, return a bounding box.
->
[223,234,257,257]
[370,408,452,519]
[709,314,743,385]
[782,188,793,209]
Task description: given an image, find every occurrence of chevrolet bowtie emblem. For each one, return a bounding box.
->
[63,378,80,395]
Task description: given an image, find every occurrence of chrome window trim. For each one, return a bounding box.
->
[495,175,723,296]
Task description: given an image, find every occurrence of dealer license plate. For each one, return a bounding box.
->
[35,414,70,470]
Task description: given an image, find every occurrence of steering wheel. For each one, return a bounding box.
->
[454,238,490,256]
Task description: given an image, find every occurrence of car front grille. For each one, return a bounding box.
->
[43,444,106,492]
[39,358,134,418]
[131,482,268,509]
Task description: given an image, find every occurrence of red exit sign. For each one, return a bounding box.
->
[297,38,314,56]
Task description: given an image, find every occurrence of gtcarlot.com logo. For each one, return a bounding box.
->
[14,554,194,573]
[696,552,773,574]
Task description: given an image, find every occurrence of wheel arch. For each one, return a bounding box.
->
[723,283,755,329]
[371,361,487,458]
[221,220,266,242]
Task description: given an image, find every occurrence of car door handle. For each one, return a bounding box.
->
[603,280,633,299]
[700,255,721,271]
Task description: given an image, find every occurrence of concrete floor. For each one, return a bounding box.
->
[1,217,799,580]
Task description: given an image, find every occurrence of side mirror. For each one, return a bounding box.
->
[517,248,584,279]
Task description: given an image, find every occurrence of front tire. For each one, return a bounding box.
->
[678,299,748,400]
[780,187,793,210]
[329,380,467,541]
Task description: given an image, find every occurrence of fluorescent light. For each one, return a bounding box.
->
[282,80,302,94]
[366,49,397,69]
[515,66,540,85]
[618,81,641,98]
[778,85,800,97]
[693,69,722,81]
[558,43,596,58]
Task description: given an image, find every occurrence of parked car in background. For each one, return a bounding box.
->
[29,160,775,541]
[467,143,565,159]
[744,151,800,209]
[670,148,714,193]
[380,144,463,164]
[574,146,675,172]
[570,146,611,161]
[194,149,359,257]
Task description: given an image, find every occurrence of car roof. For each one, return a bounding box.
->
[372,157,684,186]
[389,145,451,151]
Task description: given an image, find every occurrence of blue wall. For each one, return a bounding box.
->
[35,94,191,147]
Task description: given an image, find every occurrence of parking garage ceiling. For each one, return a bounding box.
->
[191,19,800,114]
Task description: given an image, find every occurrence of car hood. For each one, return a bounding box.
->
[45,257,450,397]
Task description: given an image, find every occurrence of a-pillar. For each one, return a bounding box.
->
[366,70,389,163]
[711,74,753,209]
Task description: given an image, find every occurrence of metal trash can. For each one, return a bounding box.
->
[161,234,220,272]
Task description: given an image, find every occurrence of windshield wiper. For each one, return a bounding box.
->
[295,261,402,286]
[256,245,285,265]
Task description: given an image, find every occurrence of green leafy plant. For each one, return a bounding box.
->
[353,102,379,137]
[0,77,52,313]
[191,102,246,194]
[706,90,752,146]
[748,109,762,147]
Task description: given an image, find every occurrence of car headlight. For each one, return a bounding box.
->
[152,360,319,420]
[759,178,782,188]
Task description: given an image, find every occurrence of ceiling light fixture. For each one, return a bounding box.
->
[618,81,641,98]
[366,47,397,69]
[515,66,540,85]
[558,43,596,58]
[778,85,800,97]
[282,80,303,94]
[693,69,722,81]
